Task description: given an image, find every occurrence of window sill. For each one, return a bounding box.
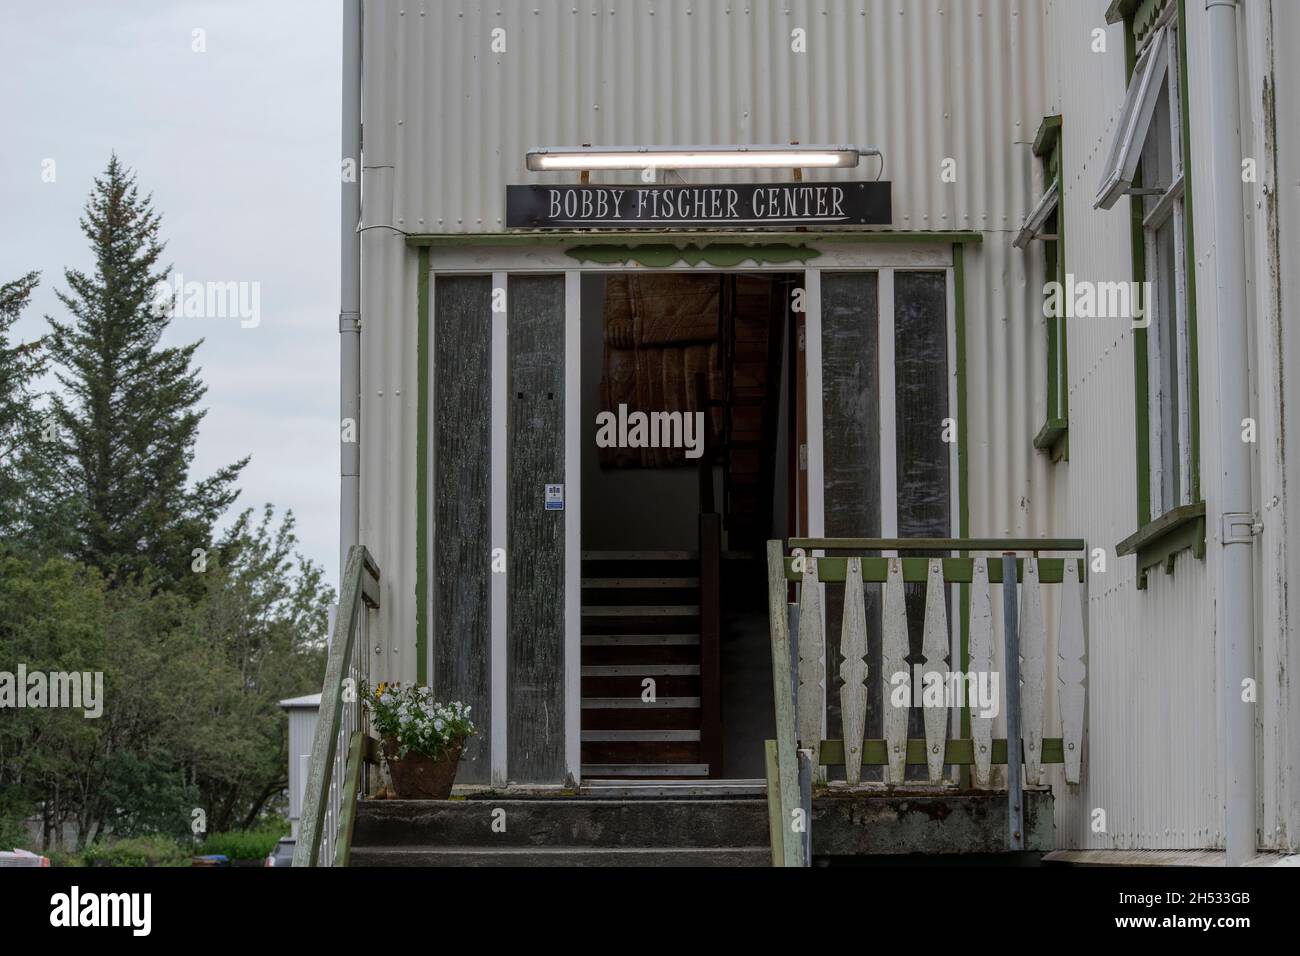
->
[1115,500,1206,590]
[1033,418,1069,463]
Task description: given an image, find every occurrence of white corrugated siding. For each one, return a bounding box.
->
[1038,0,1223,851]
[359,0,1055,680]
[357,0,1300,847]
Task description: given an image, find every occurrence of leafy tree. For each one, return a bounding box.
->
[182,505,330,831]
[45,155,246,592]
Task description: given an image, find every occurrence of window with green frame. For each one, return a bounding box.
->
[1017,114,1068,462]
[1101,0,1204,589]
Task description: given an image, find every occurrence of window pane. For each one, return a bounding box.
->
[1155,219,1181,509]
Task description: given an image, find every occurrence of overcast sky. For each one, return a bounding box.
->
[1,1,342,585]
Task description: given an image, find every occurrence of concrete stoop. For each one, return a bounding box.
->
[349,797,771,867]
[347,789,1054,866]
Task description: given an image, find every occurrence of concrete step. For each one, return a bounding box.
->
[350,845,770,867]
[353,798,768,849]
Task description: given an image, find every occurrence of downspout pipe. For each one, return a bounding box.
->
[340,0,362,581]
[1205,0,1257,865]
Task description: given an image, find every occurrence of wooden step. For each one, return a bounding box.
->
[581,764,710,778]
[582,634,699,646]
[581,605,699,617]
[581,730,701,742]
[581,740,702,763]
[582,644,699,666]
[582,696,700,709]
[581,664,700,677]
[582,674,700,697]
[581,577,699,588]
[581,550,696,561]
[580,707,702,730]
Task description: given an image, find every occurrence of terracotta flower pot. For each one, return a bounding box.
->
[381,738,464,799]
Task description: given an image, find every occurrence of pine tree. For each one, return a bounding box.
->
[0,270,68,551]
[46,155,246,591]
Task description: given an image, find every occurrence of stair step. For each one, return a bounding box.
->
[581,730,700,742]
[581,577,700,588]
[581,708,702,730]
[582,634,700,646]
[352,798,766,848]
[581,763,710,777]
[582,605,699,617]
[582,550,696,561]
[582,696,700,709]
[581,665,700,677]
[350,846,768,867]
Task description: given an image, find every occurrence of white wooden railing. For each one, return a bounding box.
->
[765,537,1088,866]
[293,545,380,867]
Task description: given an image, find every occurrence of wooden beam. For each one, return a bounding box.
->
[816,737,1067,766]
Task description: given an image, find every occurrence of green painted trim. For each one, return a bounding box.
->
[953,242,971,787]
[566,243,819,267]
[1056,130,1070,449]
[1133,0,1170,42]
[1116,500,1206,589]
[415,246,430,685]
[1125,24,1153,528]
[817,737,1067,767]
[1032,114,1063,159]
[788,536,1086,552]
[1033,417,1069,457]
[404,230,985,248]
[1032,118,1069,465]
[1177,0,1202,503]
[1106,0,1139,25]
[784,556,1083,585]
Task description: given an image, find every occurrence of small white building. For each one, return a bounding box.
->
[279,694,321,839]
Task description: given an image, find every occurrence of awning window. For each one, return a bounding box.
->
[1094,25,1170,210]
[1013,180,1059,249]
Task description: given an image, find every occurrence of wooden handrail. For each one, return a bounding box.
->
[788,536,1086,552]
[293,545,381,867]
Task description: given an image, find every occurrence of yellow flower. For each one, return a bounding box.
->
[375,681,387,696]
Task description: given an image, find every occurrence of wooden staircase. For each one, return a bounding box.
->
[580,551,711,779]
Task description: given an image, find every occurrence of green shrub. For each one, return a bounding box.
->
[198,823,288,861]
[82,834,189,868]
[46,848,86,868]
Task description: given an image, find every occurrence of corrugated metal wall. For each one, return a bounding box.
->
[357,0,1300,847]
[359,0,1053,678]
[1039,0,1222,851]
[362,0,1045,233]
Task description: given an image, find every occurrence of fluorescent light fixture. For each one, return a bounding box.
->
[526,144,866,172]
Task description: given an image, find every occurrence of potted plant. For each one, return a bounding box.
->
[362,682,475,799]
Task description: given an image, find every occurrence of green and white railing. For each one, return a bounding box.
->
[293,545,381,867]
[765,537,1088,867]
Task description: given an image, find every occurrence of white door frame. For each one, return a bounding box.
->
[427,242,957,788]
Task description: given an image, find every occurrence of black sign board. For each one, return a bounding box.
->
[506,181,891,229]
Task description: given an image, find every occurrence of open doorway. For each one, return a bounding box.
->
[579,272,800,781]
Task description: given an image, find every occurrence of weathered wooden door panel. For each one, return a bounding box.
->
[507,274,568,783]
[433,275,493,784]
[818,272,881,778]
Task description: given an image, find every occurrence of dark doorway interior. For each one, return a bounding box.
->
[579,272,797,781]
